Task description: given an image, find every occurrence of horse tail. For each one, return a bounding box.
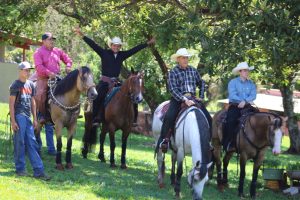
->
[82,111,98,151]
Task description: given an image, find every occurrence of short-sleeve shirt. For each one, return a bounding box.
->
[9,80,36,118]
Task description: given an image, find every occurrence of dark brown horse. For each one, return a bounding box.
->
[211,109,284,198]
[82,71,144,168]
[44,67,97,170]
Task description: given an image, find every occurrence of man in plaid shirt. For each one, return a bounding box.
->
[158,48,212,153]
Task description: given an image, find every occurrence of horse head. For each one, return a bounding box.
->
[126,71,144,104]
[188,161,212,200]
[77,66,97,100]
[268,114,285,155]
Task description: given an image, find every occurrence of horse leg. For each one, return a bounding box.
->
[174,152,184,198]
[238,154,247,197]
[170,151,176,186]
[109,131,116,168]
[82,112,93,159]
[222,151,234,187]
[250,154,264,199]
[157,149,165,188]
[120,131,129,169]
[213,144,224,191]
[98,125,107,162]
[55,123,64,170]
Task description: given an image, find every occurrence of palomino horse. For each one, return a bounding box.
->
[82,71,144,168]
[152,101,212,200]
[211,109,284,198]
[46,66,97,170]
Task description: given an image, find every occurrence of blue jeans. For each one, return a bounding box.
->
[36,112,56,154]
[13,114,44,176]
[36,123,56,154]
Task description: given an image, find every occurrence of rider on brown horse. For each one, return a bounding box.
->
[74,27,155,127]
[223,62,257,152]
[157,48,212,153]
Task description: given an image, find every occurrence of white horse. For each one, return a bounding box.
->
[152,101,212,200]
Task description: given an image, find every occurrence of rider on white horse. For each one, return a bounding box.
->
[157,48,212,153]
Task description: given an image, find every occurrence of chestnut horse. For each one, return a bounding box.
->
[45,67,97,170]
[211,109,284,198]
[82,71,144,169]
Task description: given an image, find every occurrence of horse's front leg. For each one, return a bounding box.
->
[170,150,177,186]
[120,131,129,169]
[55,123,64,170]
[157,149,166,188]
[98,125,107,162]
[109,130,116,168]
[238,154,247,197]
[174,150,184,198]
[250,154,264,199]
[65,124,75,169]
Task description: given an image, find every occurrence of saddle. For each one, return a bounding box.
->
[160,96,205,137]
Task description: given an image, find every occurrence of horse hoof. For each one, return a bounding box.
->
[65,163,74,169]
[110,163,117,168]
[175,192,181,199]
[217,185,225,192]
[120,164,127,169]
[223,182,229,188]
[159,183,165,188]
[239,193,246,199]
[56,164,64,170]
[98,154,106,162]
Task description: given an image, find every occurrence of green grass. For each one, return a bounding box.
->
[0,102,299,199]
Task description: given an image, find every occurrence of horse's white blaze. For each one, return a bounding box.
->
[137,78,143,102]
[272,128,282,154]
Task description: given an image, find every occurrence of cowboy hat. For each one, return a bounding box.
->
[232,62,254,75]
[170,48,192,61]
[107,37,124,48]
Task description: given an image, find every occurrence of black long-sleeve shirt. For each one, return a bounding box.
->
[83,36,148,78]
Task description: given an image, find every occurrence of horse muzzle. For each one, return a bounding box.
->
[87,87,98,100]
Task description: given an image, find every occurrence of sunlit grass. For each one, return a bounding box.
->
[0,103,299,199]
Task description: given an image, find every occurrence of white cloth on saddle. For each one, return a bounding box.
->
[154,100,170,121]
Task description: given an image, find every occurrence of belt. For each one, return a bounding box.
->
[183,93,192,97]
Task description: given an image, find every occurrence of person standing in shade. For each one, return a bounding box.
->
[9,61,50,180]
[223,62,257,152]
[74,27,155,127]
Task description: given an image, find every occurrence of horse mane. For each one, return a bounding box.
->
[54,66,91,95]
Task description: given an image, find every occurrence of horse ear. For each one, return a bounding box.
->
[78,67,83,76]
[130,67,135,74]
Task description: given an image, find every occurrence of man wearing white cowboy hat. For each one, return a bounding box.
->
[223,61,257,152]
[157,48,212,153]
[74,27,155,127]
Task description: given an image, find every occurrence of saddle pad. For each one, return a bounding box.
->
[154,100,170,121]
[104,87,120,107]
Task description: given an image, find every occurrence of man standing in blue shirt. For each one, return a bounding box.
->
[223,62,257,151]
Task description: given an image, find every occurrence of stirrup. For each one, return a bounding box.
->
[159,139,169,153]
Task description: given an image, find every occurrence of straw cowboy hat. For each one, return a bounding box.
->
[107,37,124,48]
[171,48,192,61]
[232,62,254,75]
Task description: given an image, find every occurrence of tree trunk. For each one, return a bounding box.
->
[280,85,300,154]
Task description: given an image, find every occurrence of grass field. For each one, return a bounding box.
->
[0,102,299,200]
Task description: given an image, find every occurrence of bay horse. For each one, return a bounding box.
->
[82,71,144,168]
[152,101,212,200]
[211,109,284,198]
[45,66,97,170]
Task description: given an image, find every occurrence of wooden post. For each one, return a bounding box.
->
[0,44,5,62]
